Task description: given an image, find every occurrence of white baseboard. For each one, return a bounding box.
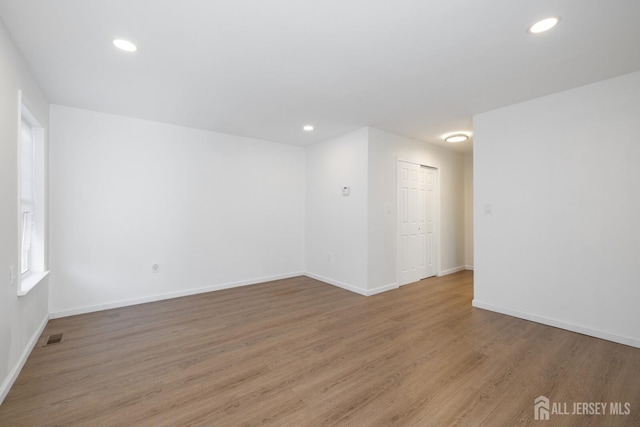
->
[438,266,465,276]
[49,272,304,319]
[304,273,398,296]
[0,313,49,405]
[465,265,474,270]
[304,272,368,296]
[366,282,398,296]
[472,300,640,349]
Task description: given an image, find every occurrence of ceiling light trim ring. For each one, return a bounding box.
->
[444,133,469,143]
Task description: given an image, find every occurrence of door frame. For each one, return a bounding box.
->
[396,158,441,286]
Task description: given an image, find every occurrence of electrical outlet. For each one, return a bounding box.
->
[9,265,15,286]
[152,264,159,273]
[327,254,332,263]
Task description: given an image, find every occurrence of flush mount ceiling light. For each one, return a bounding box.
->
[113,39,137,52]
[528,17,560,34]
[444,133,469,143]
[303,125,314,131]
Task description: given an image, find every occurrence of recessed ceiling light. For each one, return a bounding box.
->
[444,133,469,143]
[303,125,314,131]
[113,39,137,52]
[528,17,559,34]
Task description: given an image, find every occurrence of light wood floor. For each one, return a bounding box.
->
[1,272,639,426]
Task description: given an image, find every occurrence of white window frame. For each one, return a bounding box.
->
[19,95,49,296]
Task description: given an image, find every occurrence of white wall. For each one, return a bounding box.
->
[0,21,50,402]
[464,152,474,269]
[49,106,305,316]
[305,128,369,293]
[474,71,640,348]
[367,128,466,291]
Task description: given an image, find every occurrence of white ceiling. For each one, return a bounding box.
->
[1,1,640,152]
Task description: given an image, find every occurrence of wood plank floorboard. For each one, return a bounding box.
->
[1,271,639,426]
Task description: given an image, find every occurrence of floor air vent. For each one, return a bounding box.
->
[46,333,63,346]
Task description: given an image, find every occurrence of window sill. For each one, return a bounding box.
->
[18,270,50,296]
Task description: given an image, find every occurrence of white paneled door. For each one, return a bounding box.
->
[398,161,436,286]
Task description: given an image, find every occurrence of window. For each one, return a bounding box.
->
[19,101,48,295]
[21,122,35,274]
